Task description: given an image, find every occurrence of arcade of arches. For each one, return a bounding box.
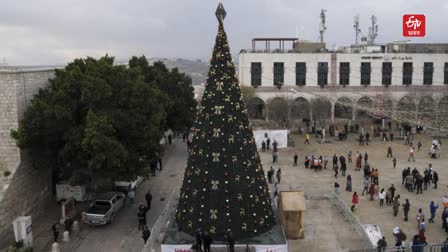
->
[245,95,448,130]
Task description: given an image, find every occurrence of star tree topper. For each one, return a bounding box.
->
[215,3,226,22]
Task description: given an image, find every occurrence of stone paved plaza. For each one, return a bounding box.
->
[259,129,448,249]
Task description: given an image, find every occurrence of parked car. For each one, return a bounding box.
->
[82,192,125,225]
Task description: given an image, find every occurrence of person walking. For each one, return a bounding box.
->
[323,156,328,169]
[348,150,353,164]
[145,191,152,210]
[403,199,410,221]
[364,152,369,165]
[304,134,310,144]
[416,208,425,227]
[293,153,298,166]
[142,226,151,244]
[387,146,393,158]
[334,164,339,178]
[346,175,352,192]
[352,192,359,206]
[408,146,416,162]
[393,157,397,168]
[379,188,386,206]
[429,201,438,223]
[276,168,282,184]
[393,195,401,217]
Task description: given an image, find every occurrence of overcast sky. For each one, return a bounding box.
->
[1,0,447,65]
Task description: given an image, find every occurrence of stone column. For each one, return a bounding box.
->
[265,106,269,122]
[331,102,335,123]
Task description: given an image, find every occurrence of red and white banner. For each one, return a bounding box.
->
[254,244,288,252]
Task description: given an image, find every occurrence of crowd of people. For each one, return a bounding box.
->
[259,123,448,250]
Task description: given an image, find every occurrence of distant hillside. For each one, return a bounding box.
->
[148,58,208,85]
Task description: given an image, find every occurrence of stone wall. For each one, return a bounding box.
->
[0,68,56,248]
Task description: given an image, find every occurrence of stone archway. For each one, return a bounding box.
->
[267,97,288,123]
[311,97,331,123]
[377,96,394,118]
[334,97,353,119]
[246,97,266,119]
[290,97,310,121]
[437,96,448,130]
[418,96,435,127]
[356,96,374,119]
[397,96,416,124]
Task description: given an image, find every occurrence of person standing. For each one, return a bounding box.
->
[145,191,152,210]
[226,232,235,252]
[379,188,386,206]
[403,199,410,221]
[195,229,203,251]
[272,140,278,152]
[293,153,298,166]
[203,232,213,252]
[369,183,376,201]
[142,226,151,244]
[346,175,352,192]
[417,141,422,151]
[128,188,135,206]
[276,168,282,184]
[393,157,397,169]
[334,164,339,178]
[364,152,369,165]
[332,154,338,170]
[416,208,425,227]
[377,237,387,251]
[138,207,146,230]
[416,175,423,194]
[52,223,59,242]
[266,138,271,150]
[433,171,439,189]
[362,178,369,196]
[387,146,393,158]
[429,201,438,223]
[323,156,328,169]
[348,150,353,164]
[352,192,359,206]
[261,141,266,152]
[150,161,156,176]
[267,167,274,184]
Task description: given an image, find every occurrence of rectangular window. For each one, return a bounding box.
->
[382,62,392,85]
[250,62,262,86]
[273,62,284,86]
[339,62,350,85]
[403,62,413,85]
[360,62,371,85]
[445,63,448,84]
[295,62,306,86]
[317,62,328,86]
[423,62,433,85]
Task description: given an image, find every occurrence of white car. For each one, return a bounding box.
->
[82,192,125,225]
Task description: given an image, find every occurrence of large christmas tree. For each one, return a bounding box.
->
[176,4,276,240]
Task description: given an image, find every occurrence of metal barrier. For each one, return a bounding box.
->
[328,191,375,250]
[142,187,180,252]
[349,243,448,252]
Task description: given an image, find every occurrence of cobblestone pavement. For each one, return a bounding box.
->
[32,137,187,252]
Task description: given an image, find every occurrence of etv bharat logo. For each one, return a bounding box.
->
[403,14,425,37]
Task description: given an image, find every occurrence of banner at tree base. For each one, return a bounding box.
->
[161,244,288,252]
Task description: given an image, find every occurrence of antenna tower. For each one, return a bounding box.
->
[319,9,327,43]
[354,15,361,46]
[367,15,378,45]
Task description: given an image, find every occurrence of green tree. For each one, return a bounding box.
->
[12,55,168,187]
[129,56,197,131]
[176,17,275,239]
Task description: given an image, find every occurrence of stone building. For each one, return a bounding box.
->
[238,40,448,130]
